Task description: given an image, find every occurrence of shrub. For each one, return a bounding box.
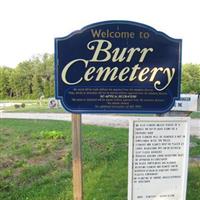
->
[14,104,20,109]
[21,103,26,108]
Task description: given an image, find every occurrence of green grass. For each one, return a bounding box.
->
[0,99,41,103]
[0,119,200,200]
[3,105,65,113]
[0,99,65,113]
[0,119,128,200]
[190,112,200,119]
[0,119,72,200]
[190,136,200,157]
[187,166,200,200]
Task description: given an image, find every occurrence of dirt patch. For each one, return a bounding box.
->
[27,148,68,165]
[13,168,23,177]
[55,149,67,160]
[0,157,18,170]
[0,128,12,136]
[190,157,200,167]
[27,155,47,165]
[0,159,14,169]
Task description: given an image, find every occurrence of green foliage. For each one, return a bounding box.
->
[0,119,71,200]
[0,119,127,200]
[182,64,200,94]
[0,53,54,99]
[0,67,13,98]
[38,130,65,140]
[190,112,200,119]
[187,166,200,200]
[21,103,26,108]
[190,136,200,157]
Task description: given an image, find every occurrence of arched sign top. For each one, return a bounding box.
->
[55,21,182,114]
[56,20,181,43]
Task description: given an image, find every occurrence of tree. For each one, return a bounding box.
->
[0,54,53,99]
[15,61,34,98]
[32,74,43,98]
[0,67,13,99]
[182,64,200,94]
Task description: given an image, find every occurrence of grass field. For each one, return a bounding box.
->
[1,99,200,118]
[190,136,200,157]
[0,119,200,200]
[190,111,200,119]
[0,99,65,113]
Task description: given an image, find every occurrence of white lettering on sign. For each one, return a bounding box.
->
[61,39,175,91]
[128,117,190,200]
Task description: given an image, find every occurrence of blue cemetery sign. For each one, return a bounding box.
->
[55,21,182,113]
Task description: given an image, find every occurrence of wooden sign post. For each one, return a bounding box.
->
[72,114,83,200]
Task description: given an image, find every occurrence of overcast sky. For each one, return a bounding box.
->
[0,0,199,67]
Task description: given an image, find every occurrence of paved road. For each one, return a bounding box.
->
[1,112,200,136]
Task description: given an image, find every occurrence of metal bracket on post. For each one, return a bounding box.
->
[72,114,83,200]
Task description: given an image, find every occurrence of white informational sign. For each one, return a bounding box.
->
[172,94,198,112]
[128,117,190,200]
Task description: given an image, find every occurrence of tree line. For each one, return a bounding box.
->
[0,54,200,99]
[0,53,54,99]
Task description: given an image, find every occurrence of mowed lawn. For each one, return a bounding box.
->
[0,119,200,200]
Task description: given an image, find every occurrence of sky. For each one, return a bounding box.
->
[0,0,199,68]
